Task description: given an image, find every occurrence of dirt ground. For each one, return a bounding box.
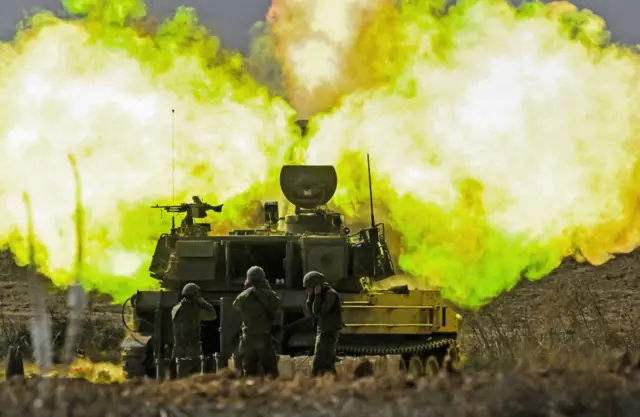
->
[0,248,639,415]
[1,364,639,417]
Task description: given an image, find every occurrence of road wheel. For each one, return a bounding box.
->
[425,355,440,377]
[408,355,424,377]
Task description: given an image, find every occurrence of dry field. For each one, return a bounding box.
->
[0,251,124,364]
[0,365,639,417]
[0,248,639,416]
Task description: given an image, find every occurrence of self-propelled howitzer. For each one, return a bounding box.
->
[121,148,460,380]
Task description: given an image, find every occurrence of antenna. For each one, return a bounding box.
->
[367,154,375,228]
[171,109,175,205]
[171,109,176,233]
[367,153,379,278]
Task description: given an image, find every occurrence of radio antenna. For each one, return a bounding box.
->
[171,108,175,205]
[367,153,375,228]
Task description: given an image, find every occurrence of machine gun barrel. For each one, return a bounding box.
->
[150,195,223,215]
[150,203,189,213]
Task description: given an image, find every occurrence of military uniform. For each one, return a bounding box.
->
[233,266,282,378]
[171,283,217,378]
[304,271,343,377]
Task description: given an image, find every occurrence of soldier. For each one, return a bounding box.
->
[171,282,217,378]
[233,266,281,378]
[304,271,343,376]
[5,345,24,379]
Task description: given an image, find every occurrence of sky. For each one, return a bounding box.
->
[0,0,638,54]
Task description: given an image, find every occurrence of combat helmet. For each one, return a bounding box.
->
[246,266,267,286]
[181,282,201,299]
[303,271,325,289]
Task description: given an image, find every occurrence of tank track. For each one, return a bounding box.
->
[337,337,457,356]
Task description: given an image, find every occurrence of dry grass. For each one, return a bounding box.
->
[460,252,640,372]
[0,248,639,415]
[0,251,125,364]
[0,303,125,363]
[0,362,639,416]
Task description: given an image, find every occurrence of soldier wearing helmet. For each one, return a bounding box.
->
[304,271,343,376]
[171,282,217,378]
[232,266,282,378]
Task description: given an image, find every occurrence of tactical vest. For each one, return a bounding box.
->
[317,287,344,332]
[240,288,278,336]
